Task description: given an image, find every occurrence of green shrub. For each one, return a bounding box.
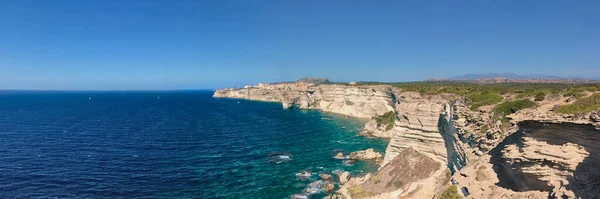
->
[466,91,503,110]
[439,185,462,199]
[534,92,546,101]
[375,111,396,130]
[480,125,489,134]
[583,86,598,92]
[493,100,536,117]
[575,92,587,99]
[555,93,600,114]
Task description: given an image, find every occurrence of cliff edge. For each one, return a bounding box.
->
[214,79,600,199]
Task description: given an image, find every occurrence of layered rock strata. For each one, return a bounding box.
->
[214,83,394,118]
[214,79,600,198]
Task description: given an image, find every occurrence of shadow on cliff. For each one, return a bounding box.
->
[438,113,467,174]
[489,121,600,198]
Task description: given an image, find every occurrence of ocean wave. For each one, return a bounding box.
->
[268,152,293,164]
[295,171,312,180]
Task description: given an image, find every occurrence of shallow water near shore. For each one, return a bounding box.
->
[0,90,387,198]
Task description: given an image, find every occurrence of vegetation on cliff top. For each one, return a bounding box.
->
[493,99,537,117]
[357,81,598,96]
[466,91,503,110]
[555,93,600,114]
[438,185,463,199]
[375,111,396,130]
[354,81,599,112]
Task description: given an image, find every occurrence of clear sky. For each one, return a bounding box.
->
[1,0,599,90]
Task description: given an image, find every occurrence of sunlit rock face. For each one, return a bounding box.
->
[382,92,467,172]
[214,83,394,119]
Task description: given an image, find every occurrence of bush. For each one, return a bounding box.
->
[480,125,489,134]
[375,111,396,130]
[534,92,546,101]
[466,91,503,110]
[439,185,462,199]
[555,93,600,114]
[493,100,536,117]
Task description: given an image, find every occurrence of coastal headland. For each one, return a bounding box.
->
[214,77,600,199]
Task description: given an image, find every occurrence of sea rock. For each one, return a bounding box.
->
[349,148,382,160]
[319,173,331,180]
[339,172,350,184]
[334,152,345,159]
[332,169,343,176]
[324,182,335,192]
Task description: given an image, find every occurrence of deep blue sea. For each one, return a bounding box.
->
[0,91,387,199]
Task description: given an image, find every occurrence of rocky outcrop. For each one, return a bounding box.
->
[339,172,351,185]
[359,119,394,138]
[452,121,600,199]
[349,148,383,161]
[452,154,548,199]
[338,148,450,199]
[491,122,600,198]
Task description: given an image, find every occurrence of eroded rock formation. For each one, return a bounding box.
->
[214,83,394,118]
[214,79,600,198]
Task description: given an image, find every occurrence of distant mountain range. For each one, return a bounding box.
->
[449,73,567,80]
[428,73,600,83]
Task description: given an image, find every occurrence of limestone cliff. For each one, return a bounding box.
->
[214,79,600,199]
[381,92,467,172]
[214,82,394,118]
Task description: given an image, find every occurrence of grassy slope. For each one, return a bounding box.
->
[355,81,600,114]
[555,93,600,114]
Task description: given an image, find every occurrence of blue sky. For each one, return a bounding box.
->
[1,0,599,90]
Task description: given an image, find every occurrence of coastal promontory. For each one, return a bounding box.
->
[214,78,600,199]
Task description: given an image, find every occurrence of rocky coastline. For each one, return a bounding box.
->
[214,78,600,199]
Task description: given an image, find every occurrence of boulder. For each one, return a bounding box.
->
[324,182,335,192]
[334,152,345,159]
[319,173,331,180]
[339,172,350,184]
[349,148,382,160]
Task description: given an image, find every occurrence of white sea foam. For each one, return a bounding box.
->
[295,171,312,180]
[291,194,308,199]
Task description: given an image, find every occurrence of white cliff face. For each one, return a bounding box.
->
[214,83,394,118]
[382,92,467,171]
[305,85,395,118]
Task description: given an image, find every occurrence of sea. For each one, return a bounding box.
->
[0,90,387,199]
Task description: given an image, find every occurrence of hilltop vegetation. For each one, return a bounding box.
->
[355,81,598,96]
[555,93,600,114]
[438,185,462,199]
[466,91,503,110]
[354,81,600,113]
[493,100,537,117]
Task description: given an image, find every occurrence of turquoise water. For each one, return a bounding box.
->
[0,91,387,198]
